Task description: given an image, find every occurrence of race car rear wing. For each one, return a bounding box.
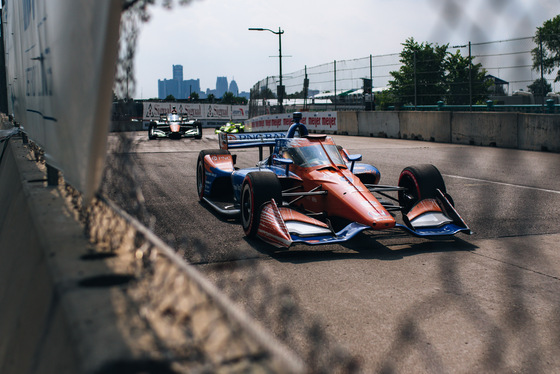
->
[218,131,286,160]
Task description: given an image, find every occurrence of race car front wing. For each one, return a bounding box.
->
[256,199,371,248]
[254,189,471,248]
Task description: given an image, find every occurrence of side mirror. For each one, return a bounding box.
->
[276,157,293,176]
[347,154,362,172]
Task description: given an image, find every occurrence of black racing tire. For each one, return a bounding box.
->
[398,164,446,213]
[196,149,231,201]
[194,122,203,139]
[240,172,282,237]
[148,122,157,140]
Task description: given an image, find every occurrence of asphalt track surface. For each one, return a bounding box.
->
[118,128,560,372]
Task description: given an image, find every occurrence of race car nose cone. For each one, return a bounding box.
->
[367,211,395,229]
[372,220,395,228]
[309,168,396,230]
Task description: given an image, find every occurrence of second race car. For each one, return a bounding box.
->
[148,108,202,140]
[196,113,471,248]
[215,121,245,134]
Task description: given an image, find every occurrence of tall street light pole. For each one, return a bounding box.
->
[249,27,284,113]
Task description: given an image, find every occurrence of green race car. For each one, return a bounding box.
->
[215,122,245,134]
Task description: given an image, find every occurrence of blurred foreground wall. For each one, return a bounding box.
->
[0,135,304,374]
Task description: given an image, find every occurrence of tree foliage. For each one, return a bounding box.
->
[189,92,199,101]
[532,15,560,82]
[445,50,491,105]
[389,38,448,105]
[528,78,552,96]
[389,37,490,106]
[250,87,276,100]
[374,90,397,110]
[220,91,247,105]
[221,91,236,104]
[287,91,305,99]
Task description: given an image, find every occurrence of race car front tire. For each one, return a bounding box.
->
[148,122,157,140]
[194,122,203,139]
[196,149,231,201]
[241,172,282,238]
[398,164,446,214]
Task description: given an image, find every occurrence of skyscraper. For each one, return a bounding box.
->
[159,65,201,99]
[182,79,201,98]
[229,79,239,96]
[172,65,183,81]
[158,77,179,99]
[215,77,228,98]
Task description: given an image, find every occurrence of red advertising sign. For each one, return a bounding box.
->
[245,112,337,132]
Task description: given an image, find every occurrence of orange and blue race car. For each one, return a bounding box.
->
[196,114,471,248]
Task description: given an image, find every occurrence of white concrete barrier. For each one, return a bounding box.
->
[0,139,81,374]
[399,111,452,142]
[359,111,400,138]
[518,114,560,152]
[339,111,560,153]
[452,112,519,148]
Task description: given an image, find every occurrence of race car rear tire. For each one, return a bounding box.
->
[194,122,203,139]
[196,149,231,201]
[241,172,282,238]
[148,122,157,140]
[398,164,446,214]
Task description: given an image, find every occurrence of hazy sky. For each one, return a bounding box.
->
[133,0,558,99]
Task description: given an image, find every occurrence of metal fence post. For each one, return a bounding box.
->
[334,60,337,111]
[540,39,546,112]
[469,41,472,111]
[370,54,374,111]
[413,51,417,109]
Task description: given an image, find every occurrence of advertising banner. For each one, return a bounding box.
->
[245,112,338,132]
[142,102,249,121]
[2,0,122,202]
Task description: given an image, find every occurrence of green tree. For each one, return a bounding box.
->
[374,90,396,110]
[165,94,176,101]
[235,96,248,105]
[389,38,448,105]
[445,50,490,105]
[287,91,304,99]
[532,15,560,82]
[189,92,199,102]
[250,87,276,100]
[528,77,552,96]
[221,91,236,104]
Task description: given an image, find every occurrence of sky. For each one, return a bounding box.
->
[133,0,558,99]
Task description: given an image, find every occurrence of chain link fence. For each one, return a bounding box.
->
[99,1,361,372]
[250,34,559,115]
[97,1,560,372]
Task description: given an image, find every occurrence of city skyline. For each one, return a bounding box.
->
[157,64,249,100]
